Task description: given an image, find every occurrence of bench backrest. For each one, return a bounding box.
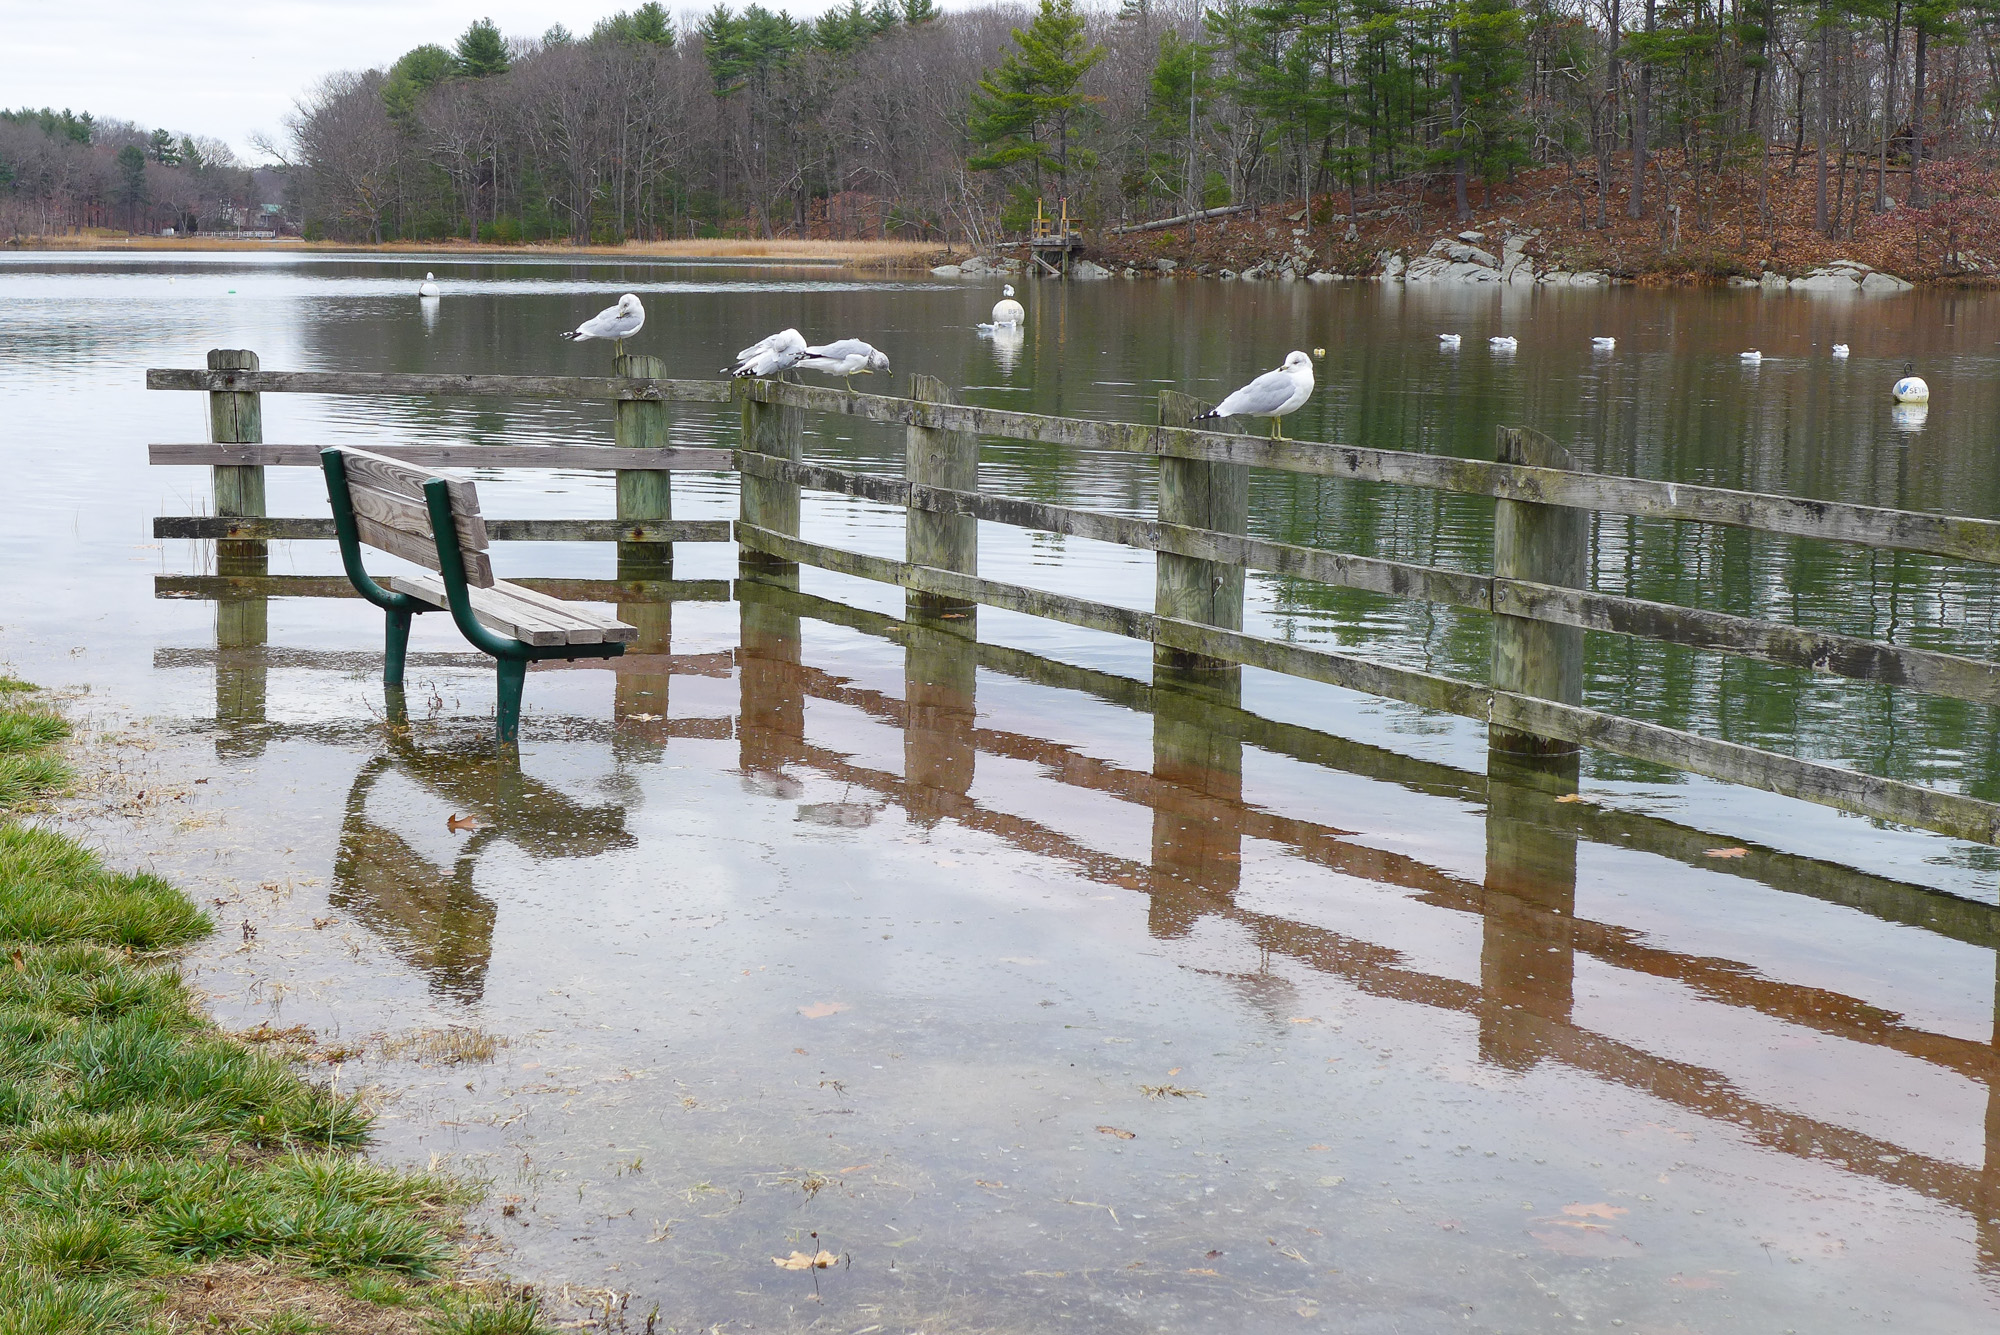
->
[329,446,494,588]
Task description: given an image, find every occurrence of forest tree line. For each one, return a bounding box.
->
[0,107,267,238]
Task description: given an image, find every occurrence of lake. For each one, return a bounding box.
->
[6,250,2000,1330]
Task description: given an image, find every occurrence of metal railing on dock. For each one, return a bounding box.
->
[147,354,2000,846]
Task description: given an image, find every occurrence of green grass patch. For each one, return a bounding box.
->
[0,684,550,1333]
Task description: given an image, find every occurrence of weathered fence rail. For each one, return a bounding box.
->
[147,354,2000,846]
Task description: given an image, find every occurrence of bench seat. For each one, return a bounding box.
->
[387,574,638,648]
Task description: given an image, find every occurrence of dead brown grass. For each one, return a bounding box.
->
[147,1260,536,1333]
[379,1025,508,1066]
[11,231,937,267]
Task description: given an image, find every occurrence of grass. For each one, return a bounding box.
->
[0,681,550,1333]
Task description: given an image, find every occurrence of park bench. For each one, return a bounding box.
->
[320,445,635,742]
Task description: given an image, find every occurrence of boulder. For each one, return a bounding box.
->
[1306,270,1337,283]
[1406,255,1502,284]
[1070,259,1113,280]
[958,255,997,276]
[1790,268,1861,292]
[1458,230,1486,243]
[1759,271,1789,290]
[929,265,962,277]
[1861,271,1914,294]
[1153,258,1178,273]
[1727,275,1761,287]
[1377,251,1406,279]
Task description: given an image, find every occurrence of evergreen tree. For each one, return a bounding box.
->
[968,0,1107,200]
[593,4,674,47]
[455,19,511,77]
[901,0,939,22]
[1440,0,1526,209]
[382,45,458,127]
[115,143,147,228]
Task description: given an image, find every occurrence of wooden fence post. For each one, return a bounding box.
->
[1489,426,1588,770]
[612,353,673,580]
[905,373,978,624]
[1149,680,1244,939]
[1480,768,1579,1069]
[208,349,265,577]
[1154,390,1248,696]
[737,380,802,587]
[208,349,267,755]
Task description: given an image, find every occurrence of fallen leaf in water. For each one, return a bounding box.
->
[447,813,481,832]
[837,1164,873,1174]
[1554,793,1586,803]
[772,1250,838,1270]
[1167,1067,1182,1076]
[1562,1202,1629,1219]
[792,1047,808,1055]
[1308,1143,1330,1151]
[1140,1084,1205,1099]
[798,1001,848,1019]
[1184,1267,1220,1276]
[1096,1125,1136,1140]
[1705,847,1749,858]
[1286,1016,1317,1025]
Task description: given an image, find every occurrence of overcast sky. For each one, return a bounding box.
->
[2,0,870,162]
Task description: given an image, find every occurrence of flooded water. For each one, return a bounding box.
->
[8,251,2000,1330]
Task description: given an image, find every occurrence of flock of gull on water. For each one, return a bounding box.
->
[422,273,1936,429]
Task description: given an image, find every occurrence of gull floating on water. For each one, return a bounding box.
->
[419,272,440,299]
[729,328,809,378]
[1490,336,1518,352]
[798,339,890,390]
[1832,343,1850,358]
[1740,350,1762,363]
[1893,362,1930,403]
[1439,333,1461,349]
[1592,336,1616,349]
[560,293,645,356]
[1193,351,1315,440]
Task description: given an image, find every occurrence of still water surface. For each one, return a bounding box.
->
[7,252,2000,1329]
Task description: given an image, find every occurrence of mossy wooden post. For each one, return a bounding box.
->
[613,354,673,738]
[1148,683,1244,940]
[1154,390,1247,699]
[737,380,802,589]
[905,373,978,625]
[208,349,268,755]
[1490,426,1587,774]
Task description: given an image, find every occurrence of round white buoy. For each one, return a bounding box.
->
[419,271,441,298]
[1892,362,1929,403]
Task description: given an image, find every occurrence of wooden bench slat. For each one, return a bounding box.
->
[350,482,489,551]
[353,514,496,588]
[387,575,637,646]
[337,446,479,511]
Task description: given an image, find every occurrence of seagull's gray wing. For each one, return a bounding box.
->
[803,339,877,360]
[1213,368,1297,417]
[738,329,806,362]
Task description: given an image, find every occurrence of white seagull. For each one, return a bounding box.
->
[1490,335,1519,352]
[1592,336,1616,350]
[1893,362,1930,403]
[729,328,809,378]
[1439,333,1461,350]
[1832,343,1851,358]
[797,339,890,390]
[1740,349,1763,363]
[418,271,441,298]
[560,293,645,356]
[1193,351,1315,440]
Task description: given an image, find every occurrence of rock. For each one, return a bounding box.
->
[1502,234,1530,255]
[1406,256,1501,284]
[1760,271,1788,290]
[929,265,962,277]
[1826,258,1873,272]
[1376,251,1405,280]
[1070,259,1113,280]
[1122,267,1139,278]
[1219,269,1238,280]
[1307,270,1337,282]
[1458,230,1486,242]
[1540,270,1607,287]
[1861,271,1913,293]
[1727,275,1760,287]
[1500,252,1535,286]
[958,255,997,276]
[1790,268,1861,292]
[1343,223,1359,242]
[1444,242,1498,266]
[1153,258,1178,273]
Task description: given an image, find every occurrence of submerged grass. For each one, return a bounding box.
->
[0,682,549,1333]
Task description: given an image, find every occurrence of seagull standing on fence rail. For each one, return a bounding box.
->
[1193,351,1315,440]
[730,328,810,378]
[796,339,890,391]
[560,293,646,357]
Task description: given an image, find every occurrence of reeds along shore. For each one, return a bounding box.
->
[0,675,550,1335]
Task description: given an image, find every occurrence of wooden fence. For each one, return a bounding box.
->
[148,351,2000,845]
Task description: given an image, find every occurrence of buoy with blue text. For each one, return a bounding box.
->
[1893,362,1929,403]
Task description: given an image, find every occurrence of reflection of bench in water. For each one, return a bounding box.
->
[333,722,635,1001]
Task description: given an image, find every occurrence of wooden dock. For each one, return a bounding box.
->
[148,356,2000,846]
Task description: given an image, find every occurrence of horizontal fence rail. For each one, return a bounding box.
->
[146,359,2000,847]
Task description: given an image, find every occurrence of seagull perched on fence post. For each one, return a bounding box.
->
[729,329,809,378]
[1193,351,1316,440]
[560,293,646,358]
[796,339,890,391]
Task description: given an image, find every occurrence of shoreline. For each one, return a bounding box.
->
[5,232,943,269]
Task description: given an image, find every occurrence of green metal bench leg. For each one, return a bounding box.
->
[384,609,414,687]
[495,657,528,744]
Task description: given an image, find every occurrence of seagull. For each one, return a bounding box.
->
[1893,361,1930,403]
[1192,351,1315,440]
[1439,333,1461,349]
[1490,335,1518,351]
[560,293,645,357]
[1740,349,1762,362]
[1832,343,1851,357]
[418,272,440,298]
[797,338,890,390]
[1592,336,1616,349]
[992,284,1025,327]
[729,328,808,378]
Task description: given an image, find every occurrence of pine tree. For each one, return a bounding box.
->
[455,19,511,77]
[968,0,1107,201]
[382,45,458,128]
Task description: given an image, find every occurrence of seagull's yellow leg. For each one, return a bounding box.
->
[1270,417,1285,441]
